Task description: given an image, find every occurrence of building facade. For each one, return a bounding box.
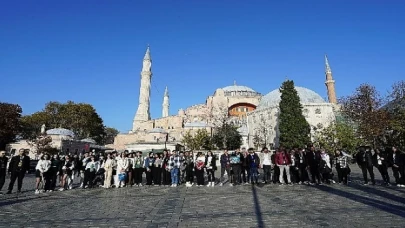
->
[113,48,338,151]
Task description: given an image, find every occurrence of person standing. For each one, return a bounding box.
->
[335,151,349,185]
[195,152,205,186]
[35,154,51,194]
[50,154,61,191]
[144,152,155,185]
[247,148,260,185]
[220,150,231,186]
[83,156,98,188]
[297,148,308,184]
[168,150,181,187]
[7,149,30,194]
[241,148,249,184]
[162,150,171,186]
[259,147,272,184]
[372,149,390,186]
[103,153,114,188]
[117,153,129,188]
[153,153,163,186]
[356,147,375,185]
[275,148,292,185]
[133,151,144,186]
[390,146,405,187]
[184,151,195,187]
[205,151,216,187]
[306,146,321,185]
[0,151,9,194]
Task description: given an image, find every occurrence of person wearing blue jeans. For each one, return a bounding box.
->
[168,150,182,187]
[171,168,179,186]
[247,148,260,185]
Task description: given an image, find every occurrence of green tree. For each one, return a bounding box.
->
[252,134,264,150]
[340,84,390,147]
[181,129,211,150]
[384,80,405,148]
[27,134,58,155]
[212,123,242,150]
[102,127,119,145]
[314,122,362,154]
[21,101,106,144]
[0,102,23,150]
[278,80,311,148]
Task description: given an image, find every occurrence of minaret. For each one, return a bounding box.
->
[132,46,152,131]
[325,55,337,104]
[162,86,169,117]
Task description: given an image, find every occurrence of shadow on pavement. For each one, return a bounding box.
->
[251,185,264,227]
[311,184,405,218]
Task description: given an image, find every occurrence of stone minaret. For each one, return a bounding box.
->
[325,55,337,104]
[133,46,152,131]
[162,86,169,117]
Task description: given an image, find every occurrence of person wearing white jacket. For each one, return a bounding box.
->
[35,154,51,194]
[117,153,129,187]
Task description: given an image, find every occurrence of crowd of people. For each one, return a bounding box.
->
[0,145,404,195]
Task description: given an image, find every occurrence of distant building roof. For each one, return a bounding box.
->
[148,128,168,134]
[184,121,211,128]
[46,128,75,137]
[81,138,96,144]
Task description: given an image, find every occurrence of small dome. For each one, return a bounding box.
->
[81,138,96,144]
[258,86,326,109]
[46,128,75,137]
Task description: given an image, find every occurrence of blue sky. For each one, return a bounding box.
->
[1,0,404,132]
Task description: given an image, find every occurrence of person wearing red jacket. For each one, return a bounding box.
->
[275,148,292,185]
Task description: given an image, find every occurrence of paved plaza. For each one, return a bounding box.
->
[1,167,405,228]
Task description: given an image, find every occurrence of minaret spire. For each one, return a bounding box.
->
[162,86,169,118]
[133,46,153,131]
[324,54,337,104]
[325,54,332,75]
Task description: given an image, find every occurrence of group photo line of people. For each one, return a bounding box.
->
[0,144,405,195]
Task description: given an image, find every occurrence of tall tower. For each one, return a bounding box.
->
[325,55,337,104]
[162,86,169,117]
[132,46,152,131]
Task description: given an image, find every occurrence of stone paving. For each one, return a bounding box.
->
[1,167,405,228]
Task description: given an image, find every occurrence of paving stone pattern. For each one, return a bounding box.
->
[1,167,405,227]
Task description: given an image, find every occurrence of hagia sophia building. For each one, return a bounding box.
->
[113,46,339,152]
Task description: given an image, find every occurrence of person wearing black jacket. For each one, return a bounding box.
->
[296,149,308,184]
[247,148,260,185]
[205,151,216,187]
[0,150,9,194]
[372,148,390,186]
[389,146,405,187]
[7,149,30,194]
[306,146,321,185]
[50,154,61,191]
[220,150,231,186]
[356,146,375,185]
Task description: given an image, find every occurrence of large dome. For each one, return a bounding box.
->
[222,85,256,93]
[46,128,75,137]
[258,86,326,109]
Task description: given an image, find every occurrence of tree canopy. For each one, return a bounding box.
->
[181,129,212,150]
[21,101,108,144]
[0,102,23,150]
[340,84,390,147]
[278,80,311,149]
[212,123,242,150]
[314,122,362,154]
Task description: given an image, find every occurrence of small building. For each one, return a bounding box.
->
[6,127,111,159]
